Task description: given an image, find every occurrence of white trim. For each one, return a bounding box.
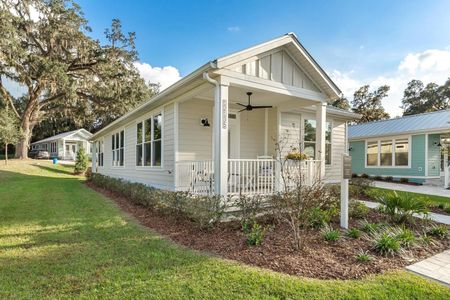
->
[134,110,164,170]
[349,128,450,141]
[264,108,268,155]
[364,135,412,169]
[110,127,126,168]
[425,133,429,177]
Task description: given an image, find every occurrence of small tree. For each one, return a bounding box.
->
[74,147,89,174]
[0,107,22,165]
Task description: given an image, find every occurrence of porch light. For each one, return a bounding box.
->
[434,141,442,147]
[200,118,210,127]
[348,146,353,152]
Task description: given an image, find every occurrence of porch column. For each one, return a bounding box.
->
[444,147,449,189]
[62,139,66,160]
[92,141,97,173]
[214,82,229,196]
[315,102,327,179]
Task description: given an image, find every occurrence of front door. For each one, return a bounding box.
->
[228,112,240,159]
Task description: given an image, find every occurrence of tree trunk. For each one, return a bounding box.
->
[14,100,36,160]
[4,143,7,165]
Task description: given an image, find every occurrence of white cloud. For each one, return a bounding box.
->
[134,62,181,91]
[329,47,450,117]
[227,26,240,32]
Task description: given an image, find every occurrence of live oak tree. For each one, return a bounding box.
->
[352,85,390,123]
[0,0,154,158]
[0,106,22,164]
[329,96,350,111]
[401,78,450,116]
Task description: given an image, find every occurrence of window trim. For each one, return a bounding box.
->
[135,110,164,169]
[301,117,332,165]
[111,128,125,168]
[96,138,105,168]
[364,135,412,169]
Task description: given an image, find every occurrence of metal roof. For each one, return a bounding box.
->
[31,129,92,144]
[348,109,450,140]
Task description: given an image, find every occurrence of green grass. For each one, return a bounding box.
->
[368,187,450,207]
[0,161,449,299]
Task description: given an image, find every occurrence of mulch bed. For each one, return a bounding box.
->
[86,182,450,280]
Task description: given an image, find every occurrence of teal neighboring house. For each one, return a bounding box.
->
[348,110,450,185]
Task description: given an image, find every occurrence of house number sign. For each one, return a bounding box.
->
[222,99,228,129]
[342,155,352,179]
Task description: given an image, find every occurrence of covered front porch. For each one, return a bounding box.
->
[173,74,330,196]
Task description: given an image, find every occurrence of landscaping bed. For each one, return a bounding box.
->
[86,182,450,280]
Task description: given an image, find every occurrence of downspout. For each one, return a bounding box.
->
[203,68,221,195]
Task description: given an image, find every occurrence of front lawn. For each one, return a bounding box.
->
[0,161,449,299]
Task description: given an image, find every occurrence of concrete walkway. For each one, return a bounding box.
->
[359,200,450,225]
[373,181,450,198]
[406,250,450,286]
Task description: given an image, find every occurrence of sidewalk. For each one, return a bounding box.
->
[372,181,450,198]
[359,200,450,225]
[406,250,450,286]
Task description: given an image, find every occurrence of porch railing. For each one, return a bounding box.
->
[175,159,322,196]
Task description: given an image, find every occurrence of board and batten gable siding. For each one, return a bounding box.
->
[96,103,175,190]
[178,99,213,161]
[427,134,441,176]
[349,134,427,182]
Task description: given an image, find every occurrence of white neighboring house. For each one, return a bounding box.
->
[90,33,360,196]
[31,129,93,160]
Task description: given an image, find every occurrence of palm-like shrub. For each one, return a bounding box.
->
[375,191,429,223]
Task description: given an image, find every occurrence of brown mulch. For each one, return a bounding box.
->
[86,182,450,280]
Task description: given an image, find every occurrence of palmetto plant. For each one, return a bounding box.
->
[375,191,429,224]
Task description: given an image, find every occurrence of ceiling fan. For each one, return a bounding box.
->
[237,92,272,112]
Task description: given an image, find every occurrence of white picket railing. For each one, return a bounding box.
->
[175,159,322,196]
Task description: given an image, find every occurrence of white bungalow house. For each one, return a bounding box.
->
[31,129,92,160]
[90,33,360,196]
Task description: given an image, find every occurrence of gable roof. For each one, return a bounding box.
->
[348,109,450,140]
[91,33,343,140]
[32,129,92,145]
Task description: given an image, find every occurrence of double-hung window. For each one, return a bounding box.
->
[50,142,57,153]
[112,130,124,167]
[97,140,104,167]
[303,119,332,164]
[366,138,409,167]
[136,113,162,167]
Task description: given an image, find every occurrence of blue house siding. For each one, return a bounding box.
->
[350,134,427,183]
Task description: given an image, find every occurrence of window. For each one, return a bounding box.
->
[395,139,409,166]
[112,130,124,166]
[367,141,379,166]
[136,113,162,167]
[302,119,332,164]
[97,140,104,167]
[380,140,392,166]
[50,142,57,153]
[366,138,410,167]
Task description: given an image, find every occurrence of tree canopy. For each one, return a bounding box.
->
[0,106,22,164]
[351,85,390,123]
[401,78,450,116]
[0,0,156,158]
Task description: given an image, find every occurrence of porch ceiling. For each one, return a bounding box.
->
[197,84,318,108]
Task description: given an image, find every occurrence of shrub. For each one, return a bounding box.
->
[85,167,92,180]
[89,173,228,230]
[385,176,394,182]
[235,194,264,231]
[374,191,429,224]
[349,177,373,198]
[427,225,449,239]
[356,250,373,263]
[400,178,409,184]
[419,233,435,246]
[322,225,340,242]
[394,227,416,248]
[374,176,383,181]
[360,219,383,234]
[246,221,267,246]
[352,173,359,178]
[373,230,401,256]
[360,173,369,179]
[74,148,89,174]
[349,200,369,219]
[308,205,338,229]
[347,228,362,239]
[445,206,450,214]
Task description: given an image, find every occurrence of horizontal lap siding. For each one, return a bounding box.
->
[178,99,213,161]
[279,112,301,157]
[240,109,265,158]
[97,103,175,191]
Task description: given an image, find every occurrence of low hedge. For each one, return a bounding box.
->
[88,173,227,229]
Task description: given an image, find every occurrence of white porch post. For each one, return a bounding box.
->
[92,141,97,173]
[444,148,449,189]
[213,81,229,196]
[315,102,327,179]
[62,139,66,160]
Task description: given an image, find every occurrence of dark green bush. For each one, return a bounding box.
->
[349,177,373,198]
[246,221,267,246]
[399,178,409,184]
[321,225,340,242]
[308,205,338,229]
[374,176,383,181]
[360,173,369,179]
[373,231,401,256]
[356,250,372,262]
[89,173,227,229]
[74,148,89,174]
[349,200,370,219]
[352,173,359,178]
[374,191,429,224]
[427,225,449,239]
[347,228,362,239]
[394,227,416,248]
[385,176,394,182]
